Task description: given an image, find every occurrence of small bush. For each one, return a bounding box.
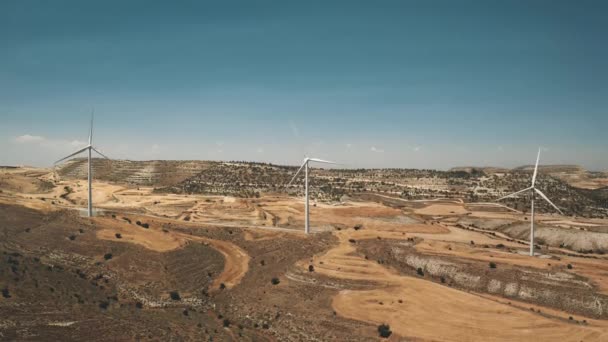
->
[262,323,269,329]
[489,262,497,269]
[567,264,573,269]
[416,267,424,276]
[103,253,113,260]
[136,221,142,226]
[99,301,110,310]
[219,283,226,290]
[69,235,76,241]
[348,239,356,244]
[308,265,315,272]
[135,302,143,309]
[141,223,149,229]
[1,288,10,298]
[115,233,122,239]
[377,324,392,338]
[271,277,280,285]
[354,224,362,230]
[223,319,230,327]
[440,276,446,283]
[170,291,181,301]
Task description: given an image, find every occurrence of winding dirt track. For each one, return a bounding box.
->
[95,217,250,291]
[312,225,608,341]
[177,232,250,290]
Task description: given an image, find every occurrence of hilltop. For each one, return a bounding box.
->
[54,159,608,219]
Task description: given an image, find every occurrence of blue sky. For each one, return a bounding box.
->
[1,1,606,170]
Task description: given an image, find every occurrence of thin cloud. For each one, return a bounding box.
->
[345,143,353,149]
[14,134,45,143]
[413,146,421,152]
[370,146,384,153]
[13,134,86,149]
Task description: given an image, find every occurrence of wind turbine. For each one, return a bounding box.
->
[497,148,563,256]
[287,157,337,234]
[55,111,110,217]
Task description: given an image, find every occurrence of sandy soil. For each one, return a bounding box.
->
[415,203,471,216]
[312,223,608,341]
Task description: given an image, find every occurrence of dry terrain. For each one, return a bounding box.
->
[1,162,608,341]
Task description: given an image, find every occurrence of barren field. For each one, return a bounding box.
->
[1,165,608,341]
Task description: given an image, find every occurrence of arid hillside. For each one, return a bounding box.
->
[2,165,608,341]
[54,160,608,218]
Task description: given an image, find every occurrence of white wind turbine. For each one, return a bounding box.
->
[287,157,337,234]
[497,148,563,256]
[55,111,110,217]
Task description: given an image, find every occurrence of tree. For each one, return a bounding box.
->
[170,291,181,300]
[377,324,392,338]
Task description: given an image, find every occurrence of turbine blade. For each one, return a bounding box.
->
[496,187,533,201]
[307,158,338,165]
[54,146,90,165]
[92,146,110,160]
[287,160,308,186]
[534,188,564,215]
[89,108,94,145]
[531,148,541,186]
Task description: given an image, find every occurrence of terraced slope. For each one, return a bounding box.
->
[56,159,212,186]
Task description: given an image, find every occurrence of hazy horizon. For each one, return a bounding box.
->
[2,1,606,170]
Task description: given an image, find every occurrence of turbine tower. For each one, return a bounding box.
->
[497,148,563,256]
[55,111,110,217]
[287,157,337,234]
